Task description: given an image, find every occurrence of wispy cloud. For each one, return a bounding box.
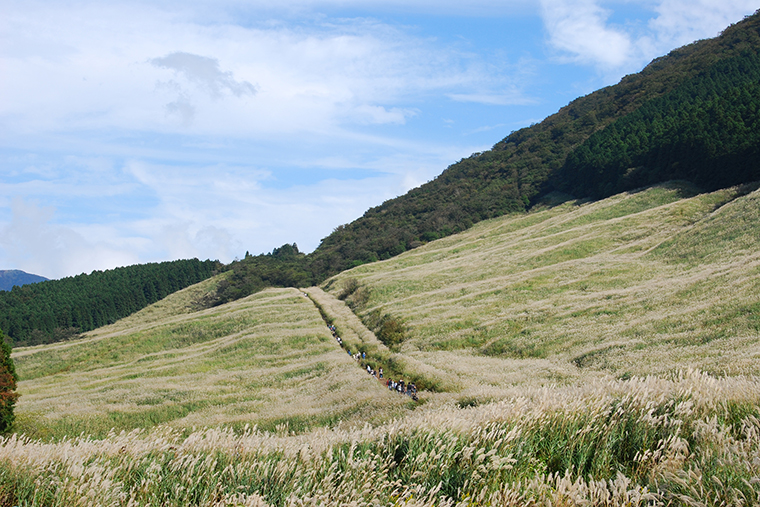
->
[447,93,534,106]
[0,198,139,279]
[1,2,527,138]
[648,0,759,47]
[539,0,632,69]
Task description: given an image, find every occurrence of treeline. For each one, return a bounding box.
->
[211,244,313,306]
[1,259,220,347]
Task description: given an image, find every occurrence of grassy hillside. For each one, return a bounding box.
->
[12,280,411,440]
[324,182,760,393]
[3,183,760,505]
[4,372,759,505]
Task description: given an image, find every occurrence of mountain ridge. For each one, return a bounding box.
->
[306,10,760,278]
[4,11,760,346]
[0,270,48,292]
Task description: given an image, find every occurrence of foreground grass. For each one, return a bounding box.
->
[1,372,758,506]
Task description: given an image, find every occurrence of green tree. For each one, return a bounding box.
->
[0,330,19,433]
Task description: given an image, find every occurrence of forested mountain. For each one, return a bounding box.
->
[0,270,48,291]
[205,10,760,301]
[306,10,760,279]
[555,49,760,198]
[6,11,760,347]
[1,259,220,347]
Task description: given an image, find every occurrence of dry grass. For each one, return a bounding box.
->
[326,183,760,393]
[1,371,758,506]
[12,287,411,440]
[5,182,760,505]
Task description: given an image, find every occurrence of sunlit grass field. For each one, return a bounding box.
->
[4,181,760,505]
[12,286,411,440]
[3,372,759,505]
[326,182,760,395]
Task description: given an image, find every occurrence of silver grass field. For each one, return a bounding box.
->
[3,182,760,505]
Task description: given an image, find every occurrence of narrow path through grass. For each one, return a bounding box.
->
[303,287,457,394]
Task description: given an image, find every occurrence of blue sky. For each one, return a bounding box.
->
[1,0,757,279]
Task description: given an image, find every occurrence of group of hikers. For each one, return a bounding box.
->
[327,323,419,401]
[387,378,418,399]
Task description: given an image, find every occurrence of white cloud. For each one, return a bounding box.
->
[150,51,257,126]
[0,1,525,140]
[539,0,759,75]
[539,0,632,69]
[447,92,534,106]
[648,0,759,48]
[150,51,258,98]
[343,104,418,125]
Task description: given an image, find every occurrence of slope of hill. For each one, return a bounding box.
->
[12,282,411,440]
[11,182,760,434]
[324,182,760,390]
[5,182,760,505]
[307,11,760,278]
[0,270,47,291]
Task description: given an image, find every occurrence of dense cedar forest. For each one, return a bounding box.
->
[0,259,219,347]
[5,11,760,346]
[556,51,760,198]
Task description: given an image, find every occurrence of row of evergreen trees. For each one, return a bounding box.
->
[555,50,760,198]
[0,259,220,347]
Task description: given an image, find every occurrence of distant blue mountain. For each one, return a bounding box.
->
[0,270,49,291]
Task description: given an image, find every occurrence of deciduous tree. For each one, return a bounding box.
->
[0,330,18,433]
